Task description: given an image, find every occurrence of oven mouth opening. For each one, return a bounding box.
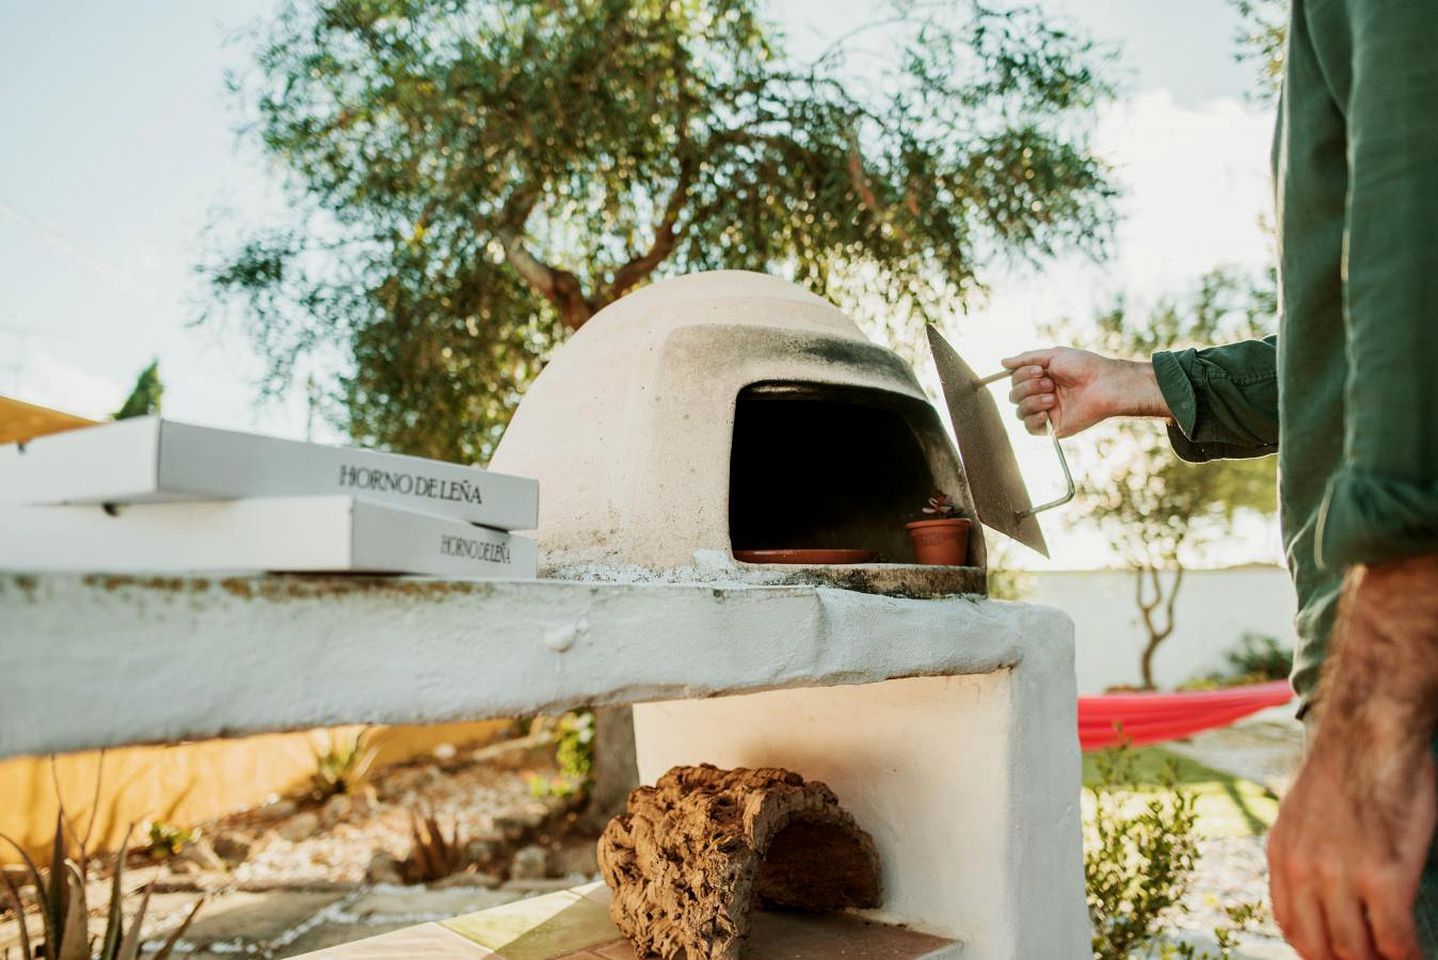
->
[728,381,973,568]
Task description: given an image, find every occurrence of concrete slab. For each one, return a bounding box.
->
[0,574,1068,758]
[349,887,524,921]
[277,920,416,958]
[181,890,345,945]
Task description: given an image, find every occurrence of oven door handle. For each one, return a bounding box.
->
[976,369,1076,519]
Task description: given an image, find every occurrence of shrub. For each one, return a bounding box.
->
[528,711,596,801]
[1086,744,1263,959]
[143,821,200,861]
[1181,632,1294,690]
[1223,632,1292,682]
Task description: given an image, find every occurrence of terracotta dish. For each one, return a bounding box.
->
[733,548,879,565]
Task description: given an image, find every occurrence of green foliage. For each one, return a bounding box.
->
[1154,902,1266,960]
[1182,632,1294,690]
[1087,745,1202,958]
[0,817,202,960]
[1224,632,1291,681]
[530,711,596,800]
[1061,268,1279,687]
[984,537,1033,601]
[1231,0,1287,104]
[311,728,380,800]
[403,807,467,883]
[113,360,163,420]
[143,821,200,861]
[1082,745,1277,839]
[203,0,1116,461]
[1086,744,1265,960]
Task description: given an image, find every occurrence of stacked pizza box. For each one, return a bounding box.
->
[0,417,539,579]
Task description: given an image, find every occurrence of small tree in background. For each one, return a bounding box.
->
[203,0,1116,462]
[114,359,163,420]
[1063,269,1279,689]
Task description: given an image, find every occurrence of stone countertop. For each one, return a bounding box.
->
[0,573,1071,759]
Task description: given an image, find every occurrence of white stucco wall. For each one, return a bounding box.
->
[1022,565,1297,692]
[633,638,1090,959]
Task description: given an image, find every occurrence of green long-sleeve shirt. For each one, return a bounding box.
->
[1152,0,1438,706]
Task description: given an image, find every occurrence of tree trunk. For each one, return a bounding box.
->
[1134,564,1184,689]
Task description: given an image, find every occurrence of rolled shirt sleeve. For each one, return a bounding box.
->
[1151,336,1280,463]
[1316,0,1438,570]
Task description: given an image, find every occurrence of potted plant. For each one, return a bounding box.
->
[905,492,971,565]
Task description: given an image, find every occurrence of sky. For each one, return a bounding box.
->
[0,0,1281,568]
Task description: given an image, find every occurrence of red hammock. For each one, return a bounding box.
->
[1078,680,1294,752]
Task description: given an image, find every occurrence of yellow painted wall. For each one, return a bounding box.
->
[0,721,510,864]
[0,395,95,445]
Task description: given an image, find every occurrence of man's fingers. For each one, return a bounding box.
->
[1360,873,1423,960]
[1022,412,1048,435]
[1016,394,1055,419]
[1002,349,1058,370]
[1287,885,1338,960]
[1318,881,1379,960]
[1269,833,1293,934]
[1008,376,1053,403]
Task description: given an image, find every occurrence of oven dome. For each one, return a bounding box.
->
[490,271,983,581]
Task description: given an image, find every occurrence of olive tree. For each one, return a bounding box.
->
[203,0,1116,461]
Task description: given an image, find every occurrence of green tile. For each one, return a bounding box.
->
[443,890,620,960]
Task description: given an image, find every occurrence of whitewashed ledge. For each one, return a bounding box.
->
[0,572,1071,759]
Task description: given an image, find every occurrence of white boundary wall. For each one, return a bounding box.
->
[1024,565,1298,692]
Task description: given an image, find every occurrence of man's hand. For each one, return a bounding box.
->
[1000,347,1171,438]
[1268,554,1438,960]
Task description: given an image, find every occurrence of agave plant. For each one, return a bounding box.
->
[0,817,202,960]
[403,807,467,884]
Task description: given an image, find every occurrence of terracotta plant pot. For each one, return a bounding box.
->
[905,517,971,566]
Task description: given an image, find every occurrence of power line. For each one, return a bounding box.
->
[0,197,159,305]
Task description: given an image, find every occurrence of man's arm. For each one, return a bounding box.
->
[1002,336,1279,462]
[1268,556,1438,960]
[1309,0,1438,571]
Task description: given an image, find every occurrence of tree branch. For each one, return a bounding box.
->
[847,132,910,242]
[1160,564,1185,641]
[602,153,698,305]
[496,188,595,329]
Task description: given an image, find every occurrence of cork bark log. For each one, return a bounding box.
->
[597,764,882,960]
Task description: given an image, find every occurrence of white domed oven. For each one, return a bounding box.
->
[492,271,987,596]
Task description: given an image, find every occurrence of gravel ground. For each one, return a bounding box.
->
[1166,717,1305,958]
[225,747,555,886]
[6,717,1310,959]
